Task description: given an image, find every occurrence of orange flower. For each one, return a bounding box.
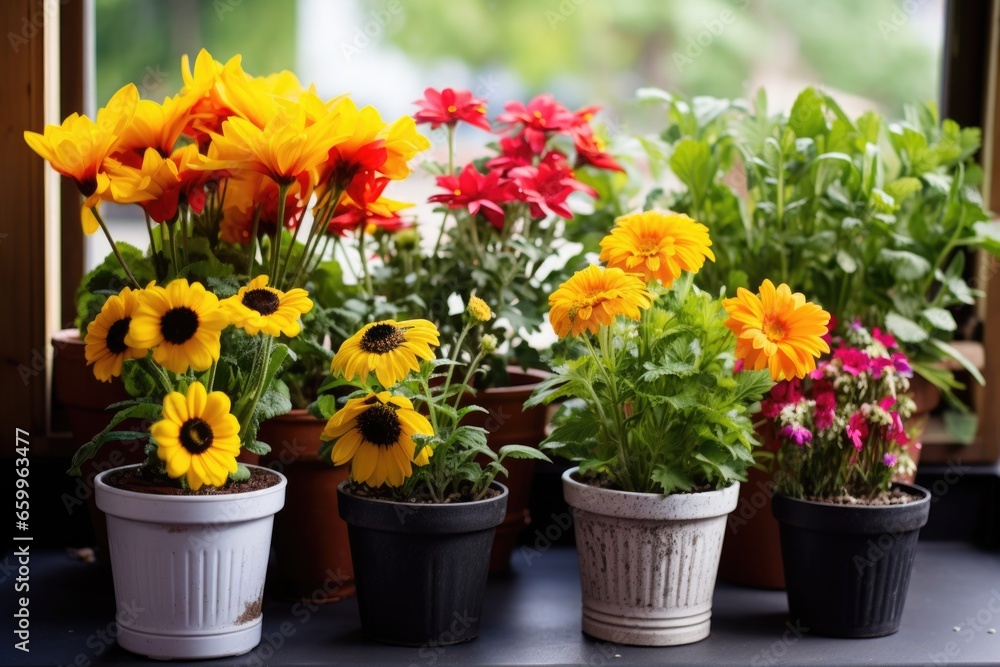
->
[723,279,831,381]
[599,211,715,287]
[322,172,412,236]
[108,145,213,223]
[112,94,197,168]
[219,171,309,244]
[23,83,139,233]
[548,265,654,338]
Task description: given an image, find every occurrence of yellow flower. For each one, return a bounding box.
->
[332,319,440,388]
[723,279,831,381]
[126,279,229,374]
[548,265,654,338]
[112,94,196,167]
[151,382,240,491]
[599,210,716,287]
[84,286,146,382]
[220,275,314,337]
[466,296,493,323]
[23,83,139,233]
[321,392,433,488]
[196,101,348,186]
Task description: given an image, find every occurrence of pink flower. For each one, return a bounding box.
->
[413,88,491,132]
[891,352,913,378]
[872,327,898,350]
[834,347,870,376]
[883,452,898,467]
[508,152,595,219]
[846,411,869,451]
[428,163,513,230]
[822,314,838,345]
[887,410,909,445]
[733,358,745,373]
[813,383,837,430]
[870,356,892,379]
[498,94,576,153]
[761,379,802,419]
[780,424,813,446]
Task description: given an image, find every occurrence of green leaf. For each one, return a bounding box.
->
[788,87,827,139]
[309,394,339,420]
[836,250,858,274]
[920,308,957,332]
[942,411,978,445]
[67,403,162,476]
[930,339,986,385]
[885,312,929,343]
[879,249,932,281]
[669,138,714,204]
[229,464,251,483]
[497,444,551,462]
[244,440,272,456]
[884,177,923,203]
[651,466,694,495]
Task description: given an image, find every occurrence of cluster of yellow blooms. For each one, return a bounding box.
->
[84,275,313,490]
[549,210,831,382]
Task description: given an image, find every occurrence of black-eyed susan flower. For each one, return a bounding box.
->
[84,286,146,382]
[126,279,229,374]
[599,211,716,287]
[548,265,654,339]
[321,392,433,488]
[332,319,440,388]
[723,279,831,381]
[220,275,313,337]
[466,296,493,324]
[150,382,240,490]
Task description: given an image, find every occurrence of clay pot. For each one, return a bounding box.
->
[894,375,939,485]
[466,368,551,573]
[718,464,785,589]
[564,468,739,646]
[258,410,355,602]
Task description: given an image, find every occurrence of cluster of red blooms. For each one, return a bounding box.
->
[415,88,624,230]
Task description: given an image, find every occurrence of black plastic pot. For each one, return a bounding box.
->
[337,482,509,646]
[772,483,931,638]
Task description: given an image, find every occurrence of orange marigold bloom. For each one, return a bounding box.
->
[723,279,831,382]
[548,265,654,339]
[599,211,715,287]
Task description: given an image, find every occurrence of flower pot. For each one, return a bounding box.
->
[895,375,938,484]
[717,464,785,589]
[468,367,550,573]
[772,483,931,638]
[563,468,739,646]
[258,410,355,602]
[337,481,508,646]
[95,464,286,660]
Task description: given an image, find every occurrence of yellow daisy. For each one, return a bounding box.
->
[599,210,716,287]
[220,275,314,337]
[548,265,654,339]
[125,279,229,374]
[723,279,831,381]
[150,382,241,491]
[84,286,146,382]
[321,392,433,488]
[332,319,440,388]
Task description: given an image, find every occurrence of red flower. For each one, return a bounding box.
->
[428,163,512,229]
[486,135,536,174]
[846,411,869,451]
[571,124,624,172]
[498,94,575,153]
[326,172,411,236]
[413,87,491,132]
[508,152,595,219]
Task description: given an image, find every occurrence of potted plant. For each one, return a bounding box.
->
[767,323,931,637]
[322,306,550,646]
[526,211,831,646]
[634,86,997,587]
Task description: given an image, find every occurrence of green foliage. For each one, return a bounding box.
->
[75,243,155,332]
[640,87,995,415]
[529,281,771,494]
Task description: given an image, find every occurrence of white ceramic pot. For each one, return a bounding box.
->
[563,467,739,646]
[95,465,287,660]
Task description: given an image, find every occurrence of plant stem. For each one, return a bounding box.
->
[144,213,163,282]
[141,357,174,396]
[269,183,290,283]
[206,360,218,392]
[180,206,190,265]
[357,225,374,295]
[93,208,141,288]
[247,203,262,275]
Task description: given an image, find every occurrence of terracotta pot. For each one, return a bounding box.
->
[466,367,551,573]
[717,464,785,589]
[894,375,939,485]
[258,410,356,602]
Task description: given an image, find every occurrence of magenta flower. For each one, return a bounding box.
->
[835,347,871,376]
[846,411,869,451]
[813,384,837,430]
[883,452,898,467]
[891,352,913,377]
[872,327,898,350]
[761,379,802,419]
[780,424,813,446]
[870,356,892,379]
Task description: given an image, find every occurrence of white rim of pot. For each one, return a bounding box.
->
[562,467,739,521]
[95,464,287,524]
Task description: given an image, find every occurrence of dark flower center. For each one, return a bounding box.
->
[355,404,402,447]
[359,323,405,354]
[179,418,214,454]
[106,317,131,354]
[241,288,280,316]
[161,307,200,345]
[77,178,98,198]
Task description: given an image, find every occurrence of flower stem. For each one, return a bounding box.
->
[357,225,374,295]
[247,203,262,275]
[270,183,290,283]
[143,213,163,282]
[93,208,140,288]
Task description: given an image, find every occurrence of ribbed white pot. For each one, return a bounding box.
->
[563,468,739,646]
[95,465,286,660]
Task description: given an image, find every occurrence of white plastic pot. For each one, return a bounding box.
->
[563,467,739,646]
[95,465,287,660]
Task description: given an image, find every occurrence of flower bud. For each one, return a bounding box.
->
[480,334,498,354]
[466,296,493,324]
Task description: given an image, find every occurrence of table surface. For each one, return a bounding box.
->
[5,542,1000,667]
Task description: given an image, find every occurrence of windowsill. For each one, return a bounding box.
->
[17,542,1000,666]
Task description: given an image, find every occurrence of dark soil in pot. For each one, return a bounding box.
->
[338,481,508,646]
[772,483,931,638]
